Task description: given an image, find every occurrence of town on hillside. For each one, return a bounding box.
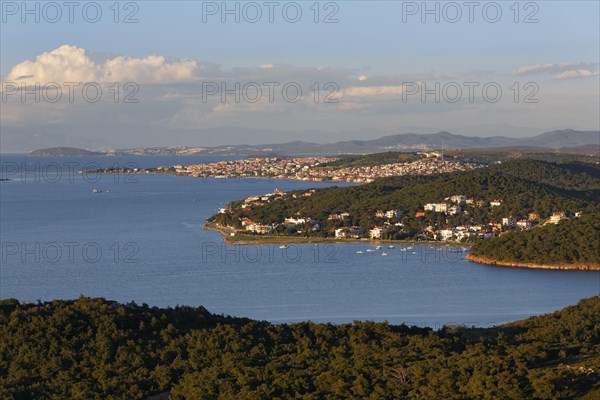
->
[81,153,484,183]
[213,189,582,242]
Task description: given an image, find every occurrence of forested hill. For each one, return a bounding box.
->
[316,152,421,168]
[470,212,600,267]
[1,296,599,399]
[210,160,600,229]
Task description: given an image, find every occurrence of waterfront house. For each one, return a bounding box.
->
[253,224,274,234]
[335,227,348,239]
[439,229,455,241]
[284,217,307,227]
[348,226,365,238]
[369,226,387,239]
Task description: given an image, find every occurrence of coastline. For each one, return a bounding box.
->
[206,224,600,271]
[466,254,600,271]
[203,222,468,246]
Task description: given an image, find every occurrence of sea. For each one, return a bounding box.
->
[1,154,598,328]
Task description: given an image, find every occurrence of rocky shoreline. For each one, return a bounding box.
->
[466,255,600,271]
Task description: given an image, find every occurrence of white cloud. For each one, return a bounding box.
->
[341,84,411,97]
[512,62,599,79]
[555,69,600,80]
[512,63,558,76]
[6,45,198,84]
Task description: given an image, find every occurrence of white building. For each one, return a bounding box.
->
[385,209,405,219]
[335,227,348,238]
[448,205,462,216]
[369,226,387,239]
[450,195,467,203]
[246,223,274,234]
[502,216,516,228]
[549,212,566,224]
[424,203,449,213]
[439,229,455,241]
[284,217,307,227]
[516,219,532,229]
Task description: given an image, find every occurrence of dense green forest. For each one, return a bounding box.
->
[470,212,600,266]
[1,296,599,399]
[444,149,600,164]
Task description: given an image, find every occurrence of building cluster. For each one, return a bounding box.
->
[218,188,582,242]
[163,157,336,179]
[154,157,483,183]
[312,159,482,182]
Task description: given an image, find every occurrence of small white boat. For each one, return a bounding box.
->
[375,245,382,250]
[279,245,288,249]
[381,252,389,256]
[356,250,364,254]
[366,249,374,252]
[388,245,395,249]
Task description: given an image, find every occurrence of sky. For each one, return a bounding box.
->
[1,0,599,152]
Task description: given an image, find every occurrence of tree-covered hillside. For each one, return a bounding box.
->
[317,152,422,168]
[210,160,599,236]
[1,297,599,399]
[470,212,600,266]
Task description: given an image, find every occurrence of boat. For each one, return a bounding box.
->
[356,250,364,254]
[381,252,389,256]
[279,245,288,249]
[388,245,395,249]
[92,188,103,193]
[366,249,374,252]
[375,245,382,250]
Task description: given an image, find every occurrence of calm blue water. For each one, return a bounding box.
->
[1,155,598,327]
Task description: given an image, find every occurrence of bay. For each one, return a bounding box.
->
[1,155,598,327]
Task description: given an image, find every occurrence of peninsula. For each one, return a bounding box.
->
[206,159,600,270]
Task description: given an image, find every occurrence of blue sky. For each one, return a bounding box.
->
[1,1,599,151]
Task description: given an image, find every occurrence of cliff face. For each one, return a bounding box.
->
[467,254,600,271]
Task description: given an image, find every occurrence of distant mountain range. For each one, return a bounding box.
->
[29,129,599,156]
